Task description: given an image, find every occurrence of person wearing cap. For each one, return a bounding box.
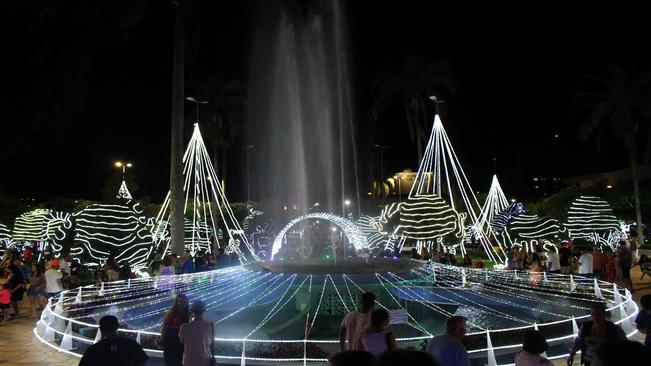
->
[178,300,214,366]
[79,315,148,366]
[44,259,63,299]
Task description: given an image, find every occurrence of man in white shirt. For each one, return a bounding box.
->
[339,292,376,351]
[546,251,561,273]
[578,250,594,277]
[44,260,64,298]
[179,300,213,366]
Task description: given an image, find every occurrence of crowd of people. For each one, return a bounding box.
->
[332,292,651,366]
[0,246,81,321]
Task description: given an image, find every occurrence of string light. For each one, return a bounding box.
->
[152,124,257,261]
[33,262,638,364]
[565,196,621,250]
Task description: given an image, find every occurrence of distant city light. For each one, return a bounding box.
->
[606,185,613,189]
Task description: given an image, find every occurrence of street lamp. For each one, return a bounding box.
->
[114,161,133,179]
[394,175,402,202]
[186,96,209,124]
[374,144,390,198]
[242,145,255,207]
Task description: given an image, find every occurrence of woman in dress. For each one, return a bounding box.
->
[159,293,190,366]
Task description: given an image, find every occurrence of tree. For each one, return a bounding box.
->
[101,171,140,201]
[169,0,187,255]
[193,77,245,186]
[573,66,651,245]
[371,56,457,162]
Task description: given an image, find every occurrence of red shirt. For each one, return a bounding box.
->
[0,289,11,304]
[592,252,604,272]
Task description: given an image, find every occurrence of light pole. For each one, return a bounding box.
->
[186,96,209,124]
[394,175,402,202]
[114,161,133,180]
[374,144,390,198]
[242,145,255,207]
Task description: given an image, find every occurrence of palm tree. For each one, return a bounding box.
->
[193,77,245,187]
[371,56,457,162]
[169,0,186,255]
[574,66,651,246]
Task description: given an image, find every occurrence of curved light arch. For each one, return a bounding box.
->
[271,212,369,259]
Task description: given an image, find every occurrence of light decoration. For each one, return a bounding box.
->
[504,214,567,252]
[33,261,638,364]
[152,124,256,262]
[271,212,369,259]
[370,195,467,254]
[408,114,507,263]
[116,180,133,200]
[476,175,509,236]
[12,209,72,256]
[70,201,155,272]
[490,202,526,234]
[356,215,396,252]
[565,196,621,250]
[0,223,14,255]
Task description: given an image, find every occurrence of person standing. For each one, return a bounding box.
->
[79,315,148,366]
[604,252,617,283]
[567,304,626,366]
[358,308,398,356]
[617,241,634,293]
[179,300,214,366]
[635,294,651,348]
[44,260,64,299]
[159,294,190,366]
[426,315,470,366]
[27,263,46,317]
[181,250,194,274]
[546,250,561,274]
[339,292,376,351]
[578,250,594,277]
[591,247,605,280]
[559,243,572,274]
[515,330,553,366]
[6,264,25,318]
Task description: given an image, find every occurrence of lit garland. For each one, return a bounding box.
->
[33,260,638,364]
[271,212,369,259]
[565,196,621,250]
[152,124,256,262]
[476,175,510,234]
[70,201,154,271]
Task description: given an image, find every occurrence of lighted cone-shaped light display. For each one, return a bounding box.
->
[407,114,506,263]
[70,201,155,273]
[116,179,133,200]
[565,196,621,250]
[152,124,257,262]
[477,175,509,235]
[33,261,639,365]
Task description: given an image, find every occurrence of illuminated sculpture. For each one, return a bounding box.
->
[565,196,621,250]
[152,124,257,262]
[271,212,369,259]
[12,209,71,256]
[503,213,568,252]
[70,201,154,273]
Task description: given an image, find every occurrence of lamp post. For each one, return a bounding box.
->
[186,96,209,124]
[374,144,390,198]
[394,175,402,202]
[242,145,255,208]
[114,161,133,180]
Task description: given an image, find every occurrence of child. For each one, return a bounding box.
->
[1,283,12,321]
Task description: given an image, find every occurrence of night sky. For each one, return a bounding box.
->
[0,1,648,203]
